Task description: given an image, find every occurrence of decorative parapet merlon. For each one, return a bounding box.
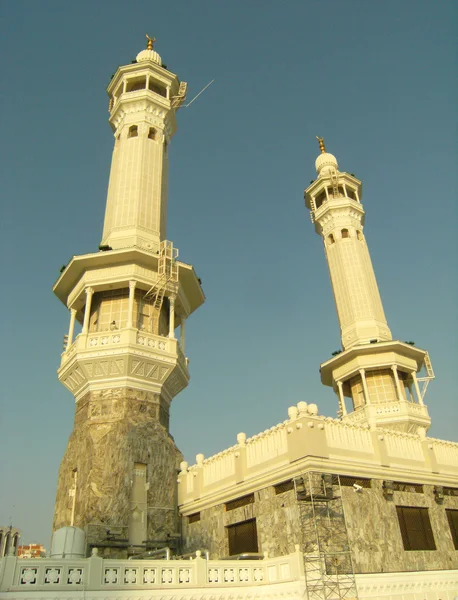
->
[0,549,304,592]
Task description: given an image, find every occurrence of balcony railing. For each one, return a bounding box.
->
[0,550,303,592]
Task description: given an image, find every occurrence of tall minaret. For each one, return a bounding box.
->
[304,138,434,433]
[53,37,204,556]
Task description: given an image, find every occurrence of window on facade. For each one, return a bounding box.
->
[225,494,255,512]
[274,480,294,494]
[188,512,201,524]
[446,509,458,549]
[227,519,258,555]
[339,476,371,488]
[341,229,349,238]
[148,127,157,140]
[443,487,458,497]
[396,506,436,550]
[128,125,138,138]
[392,482,423,493]
[89,289,129,332]
[328,234,335,245]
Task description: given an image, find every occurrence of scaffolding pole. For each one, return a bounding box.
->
[294,472,358,600]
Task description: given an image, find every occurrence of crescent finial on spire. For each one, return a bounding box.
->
[146,34,156,50]
[316,136,326,154]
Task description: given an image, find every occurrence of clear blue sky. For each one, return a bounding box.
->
[1,0,456,545]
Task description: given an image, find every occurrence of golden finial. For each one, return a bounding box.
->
[316,136,326,154]
[146,34,156,50]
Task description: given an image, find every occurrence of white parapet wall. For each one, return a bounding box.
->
[178,402,458,511]
[0,551,457,599]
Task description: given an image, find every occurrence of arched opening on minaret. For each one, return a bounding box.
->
[327,234,335,245]
[128,125,138,138]
[148,79,167,98]
[148,127,157,140]
[315,189,327,209]
[341,228,349,239]
[3,533,10,557]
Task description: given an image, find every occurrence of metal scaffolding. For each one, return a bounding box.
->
[294,472,358,600]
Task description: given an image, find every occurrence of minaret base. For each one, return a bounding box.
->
[53,387,182,558]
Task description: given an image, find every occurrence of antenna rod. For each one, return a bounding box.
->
[184,79,215,108]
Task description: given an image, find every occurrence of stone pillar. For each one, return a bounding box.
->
[391,365,404,401]
[168,295,176,339]
[180,316,186,352]
[337,381,347,415]
[127,280,136,328]
[411,371,424,405]
[82,287,94,334]
[67,308,77,348]
[359,369,371,405]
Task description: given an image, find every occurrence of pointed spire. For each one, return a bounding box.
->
[146,34,156,50]
[316,136,326,154]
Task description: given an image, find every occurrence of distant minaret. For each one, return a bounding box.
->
[53,37,204,555]
[304,139,434,432]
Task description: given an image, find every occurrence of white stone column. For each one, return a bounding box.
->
[337,381,347,415]
[359,369,371,405]
[180,316,186,352]
[168,296,176,339]
[82,287,94,335]
[391,365,404,401]
[127,280,136,328]
[67,308,77,348]
[411,371,424,405]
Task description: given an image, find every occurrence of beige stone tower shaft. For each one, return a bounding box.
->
[304,143,432,432]
[101,44,182,252]
[53,41,203,556]
[306,150,391,350]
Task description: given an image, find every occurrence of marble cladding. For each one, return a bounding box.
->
[182,480,458,573]
[54,387,182,557]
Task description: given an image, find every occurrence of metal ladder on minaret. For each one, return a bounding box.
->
[294,472,358,600]
[330,169,340,198]
[416,351,435,402]
[144,240,179,333]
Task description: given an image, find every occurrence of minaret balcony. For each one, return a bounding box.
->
[58,327,188,399]
[343,399,431,432]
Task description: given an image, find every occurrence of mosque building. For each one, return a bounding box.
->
[0,38,457,600]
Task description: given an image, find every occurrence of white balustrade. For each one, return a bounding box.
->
[0,552,300,592]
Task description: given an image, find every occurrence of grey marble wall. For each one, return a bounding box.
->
[181,479,458,573]
[54,387,182,558]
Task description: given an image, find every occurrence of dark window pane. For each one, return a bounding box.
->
[446,509,458,549]
[274,480,294,495]
[188,512,200,524]
[396,506,436,551]
[225,494,254,511]
[227,519,258,555]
